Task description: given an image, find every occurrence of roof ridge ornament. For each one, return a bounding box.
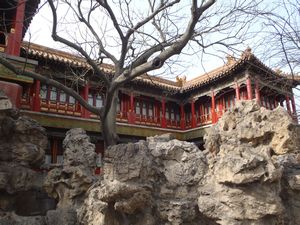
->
[226,55,236,65]
[241,47,252,60]
[176,75,186,87]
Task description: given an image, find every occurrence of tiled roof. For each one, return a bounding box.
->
[21,42,114,73]
[24,0,41,38]
[21,43,298,91]
[134,74,180,91]
[182,48,258,91]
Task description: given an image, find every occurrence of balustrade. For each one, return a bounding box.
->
[19,79,297,130]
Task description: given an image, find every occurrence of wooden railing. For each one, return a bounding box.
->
[196,113,212,126]
[20,97,217,130]
[134,114,160,127]
[40,100,81,117]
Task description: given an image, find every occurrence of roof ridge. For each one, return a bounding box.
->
[20,43,294,91]
[22,41,84,61]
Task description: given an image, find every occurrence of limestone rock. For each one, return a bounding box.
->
[200,100,300,225]
[274,153,300,225]
[0,90,12,111]
[63,128,97,169]
[0,212,46,225]
[46,208,78,225]
[79,137,208,225]
[0,95,50,224]
[44,128,97,210]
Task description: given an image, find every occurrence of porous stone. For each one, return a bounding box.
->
[200,100,300,225]
[79,137,208,225]
[0,95,50,223]
[44,128,97,224]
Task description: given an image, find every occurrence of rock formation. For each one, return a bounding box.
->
[200,100,300,225]
[79,134,208,225]
[1,93,300,225]
[79,101,300,225]
[0,93,48,225]
[44,128,97,225]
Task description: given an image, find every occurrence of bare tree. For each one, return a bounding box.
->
[256,0,299,77]
[252,0,299,120]
[0,0,263,147]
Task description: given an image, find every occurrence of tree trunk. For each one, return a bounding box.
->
[102,91,119,147]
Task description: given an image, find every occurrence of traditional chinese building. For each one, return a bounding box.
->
[0,0,299,164]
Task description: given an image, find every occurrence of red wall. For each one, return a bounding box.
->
[0,80,22,108]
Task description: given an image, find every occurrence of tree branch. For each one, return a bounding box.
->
[47,0,110,86]
[0,55,101,116]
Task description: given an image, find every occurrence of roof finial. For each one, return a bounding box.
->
[241,46,252,59]
[226,55,236,65]
[176,75,186,86]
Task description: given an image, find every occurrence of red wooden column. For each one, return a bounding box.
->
[255,80,260,105]
[218,98,223,117]
[81,83,90,118]
[180,103,185,130]
[161,97,167,128]
[274,97,278,108]
[280,100,284,107]
[246,77,253,100]
[291,95,297,116]
[285,95,291,114]
[128,92,136,124]
[235,82,240,102]
[32,80,41,112]
[120,93,125,119]
[191,99,196,128]
[198,104,202,125]
[155,101,160,124]
[52,138,58,163]
[5,0,26,56]
[211,90,217,124]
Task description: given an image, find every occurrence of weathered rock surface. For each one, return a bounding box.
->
[0,212,46,225]
[0,95,50,224]
[79,101,300,225]
[1,95,300,225]
[200,100,300,225]
[44,128,97,225]
[79,135,209,225]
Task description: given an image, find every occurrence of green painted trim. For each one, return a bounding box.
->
[0,73,33,83]
[116,125,183,140]
[0,59,36,83]
[22,111,101,132]
[182,127,209,140]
